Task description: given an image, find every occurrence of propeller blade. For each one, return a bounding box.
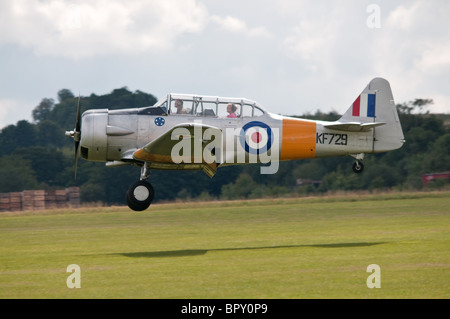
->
[74,95,81,180]
[75,95,81,132]
[65,95,83,180]
[74,140,80,180]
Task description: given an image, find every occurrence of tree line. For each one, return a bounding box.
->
[0,88,448,205]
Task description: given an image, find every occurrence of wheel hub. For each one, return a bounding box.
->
[134,185,150,201]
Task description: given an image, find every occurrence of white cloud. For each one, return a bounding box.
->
[386,2,422,30]
[276,0,450,114]
[431,95,450,114]
[0,0,209,58]
[376,1,450,113]
[283,4,340,61]
[386,1,450,76]
[0,0,273,59]
[211,15,272,38]
[415,43,450,74]
[211,15,246,33]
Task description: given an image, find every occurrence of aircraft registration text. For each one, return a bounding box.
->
[316,132,348,145]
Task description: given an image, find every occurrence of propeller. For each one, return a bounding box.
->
[65,95,82,179]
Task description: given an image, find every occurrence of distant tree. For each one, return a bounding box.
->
[46,96,79,133]
[411,98,433,114]
[397,98,433,115]
[0,124,17,156]
[321,167,361,191]
[422,133,450,172]
[0,155,39,192]
[32,98,55,123]
[221,173,257,199]
[80,182,105,203]
[57,89,75,103]
[37,120,65,148]
[12,147,69,187]
[293,160,326,181]
[16,120,39,147]
[0,120,38,156]
[360,163,401,190]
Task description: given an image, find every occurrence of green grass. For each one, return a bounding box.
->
[0,191,449,298]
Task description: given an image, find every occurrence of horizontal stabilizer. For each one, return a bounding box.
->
[324,121,386,132]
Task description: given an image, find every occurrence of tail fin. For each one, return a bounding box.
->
[339,77,405,152]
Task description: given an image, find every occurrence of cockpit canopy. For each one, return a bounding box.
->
[152,93,266,118]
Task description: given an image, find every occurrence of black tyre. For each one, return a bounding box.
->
[352,161,364,174]
[126,180,154,211]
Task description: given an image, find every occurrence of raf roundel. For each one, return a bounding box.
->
[154,117,165,127]
[239,121,273,155]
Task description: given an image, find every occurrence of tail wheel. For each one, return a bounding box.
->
[126,180,154,211]
[352,161,364,174]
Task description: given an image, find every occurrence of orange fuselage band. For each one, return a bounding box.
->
[280,118,316,160]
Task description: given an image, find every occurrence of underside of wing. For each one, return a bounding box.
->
[323,121,386,132]
[133,123,222,178]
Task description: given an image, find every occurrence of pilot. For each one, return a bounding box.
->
[227,103,237,118]
[174,99,187,114]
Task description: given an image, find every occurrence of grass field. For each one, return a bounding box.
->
[0,191,449,299]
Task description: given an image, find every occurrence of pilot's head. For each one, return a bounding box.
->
[227,103,237,113]
[175,100,183,109]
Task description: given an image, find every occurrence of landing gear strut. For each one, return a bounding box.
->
[126,163,154,211]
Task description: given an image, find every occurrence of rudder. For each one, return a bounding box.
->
[340,78,405,153]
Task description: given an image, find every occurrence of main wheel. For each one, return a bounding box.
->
[126,180,154,211]
[352,161,364,174]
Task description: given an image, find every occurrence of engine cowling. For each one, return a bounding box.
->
[79,109,108,162]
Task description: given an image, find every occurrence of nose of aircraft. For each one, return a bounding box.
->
[78,109,109,162]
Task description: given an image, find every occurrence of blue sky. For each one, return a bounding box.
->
[1,0,449,129]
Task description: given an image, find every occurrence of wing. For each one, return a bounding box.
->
[133,123,222,178]
[323,121,386,132]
